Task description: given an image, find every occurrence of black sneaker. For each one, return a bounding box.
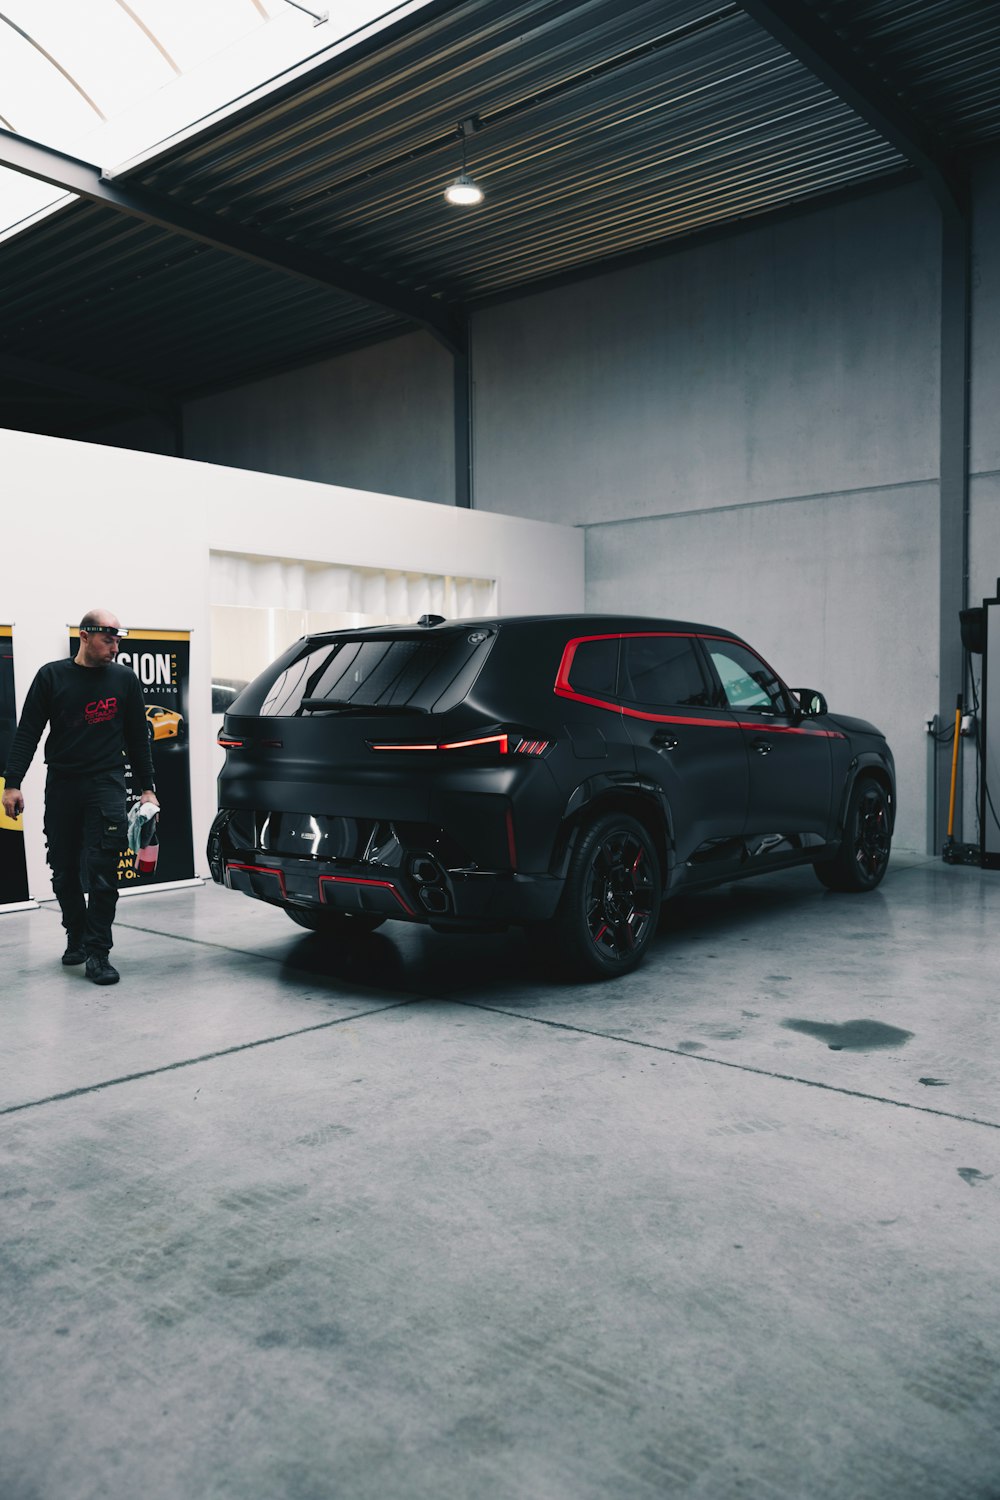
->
[61,939,86,966]
[85,955,120,986]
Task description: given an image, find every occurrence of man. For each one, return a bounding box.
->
[1,610,159,986]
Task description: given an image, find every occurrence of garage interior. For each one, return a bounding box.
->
[2,2,999,1497]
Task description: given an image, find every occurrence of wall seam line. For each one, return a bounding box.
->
[579,476,941,529]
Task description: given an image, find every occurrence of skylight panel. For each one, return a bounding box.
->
[0,0,433,241]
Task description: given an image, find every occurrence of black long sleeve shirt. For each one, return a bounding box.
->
[3,659,155,791]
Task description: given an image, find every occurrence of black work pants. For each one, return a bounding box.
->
[44,772,127,957]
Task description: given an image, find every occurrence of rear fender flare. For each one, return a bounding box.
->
[553,776,674,884]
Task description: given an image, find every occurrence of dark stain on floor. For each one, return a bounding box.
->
[781,1019,914,1051]
[957,1168,993,1187]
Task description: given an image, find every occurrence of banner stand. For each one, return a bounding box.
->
[1,624,32,908]
[66,626,197,892]
[36,880,204,916]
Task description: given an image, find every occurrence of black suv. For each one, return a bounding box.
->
[208,614,895,978]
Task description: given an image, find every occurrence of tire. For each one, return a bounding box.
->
[814,776,892,892]
[285,906,385,936]
[550,813,662,979]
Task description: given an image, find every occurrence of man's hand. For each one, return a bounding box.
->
[2,788,24,819]
[139,789,160,810]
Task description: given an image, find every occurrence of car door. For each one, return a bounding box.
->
[700,637,835,841]
[620,633,749,864]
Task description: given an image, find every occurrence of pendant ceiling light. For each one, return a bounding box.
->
[444,117,484,206]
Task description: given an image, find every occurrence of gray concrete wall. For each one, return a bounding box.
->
[181,331,456,505]
[470,183,942,850]
[971,154,1000,485]
[471,183,940,525]
[956,154,1000,850]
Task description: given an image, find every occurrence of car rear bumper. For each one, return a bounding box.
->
[208,811,564,926]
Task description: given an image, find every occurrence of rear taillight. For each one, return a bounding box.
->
[217,735,281,749]
[369,733,508,755]
[369,732,550,757]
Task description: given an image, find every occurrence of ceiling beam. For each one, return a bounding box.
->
[738,0,965,217]
[0,128,465,355]
[0,351,176,416]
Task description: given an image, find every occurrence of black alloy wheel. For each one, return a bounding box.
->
[814,776,892,892]
[285,906,385,936]
[553,812,662,978]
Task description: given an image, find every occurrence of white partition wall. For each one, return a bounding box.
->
[0,428,584,900]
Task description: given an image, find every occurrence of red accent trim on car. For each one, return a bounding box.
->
[218,737,244,748]
[623,706,741,730]
[318,874,416,915]
[734,720,845,739]
[553,634,845,739]
[226,862,287,897]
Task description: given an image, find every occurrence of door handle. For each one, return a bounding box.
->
[752,738,773,755]
[651,731,679,750]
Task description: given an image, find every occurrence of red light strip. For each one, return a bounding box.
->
[441,734,509,752]
[318,874,416,915]
[369,742,438,751]
[218,737,244,748]
[370,734,509,753]
[226,862,287,897]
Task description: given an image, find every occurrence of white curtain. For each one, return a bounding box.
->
[210,551,496,684]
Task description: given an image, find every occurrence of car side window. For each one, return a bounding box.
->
[566,638,620,696]
[621,636,711,707]
[707,642,787,713]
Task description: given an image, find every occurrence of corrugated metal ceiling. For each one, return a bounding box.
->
[1,0,997,437]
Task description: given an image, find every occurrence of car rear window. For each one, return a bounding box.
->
[232,629,497,717]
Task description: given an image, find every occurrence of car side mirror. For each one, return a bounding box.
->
[794,688,828,717]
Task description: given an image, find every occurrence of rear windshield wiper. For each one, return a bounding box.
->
[300,698,426,715]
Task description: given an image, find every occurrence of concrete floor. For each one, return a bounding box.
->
[1,853,998,1500]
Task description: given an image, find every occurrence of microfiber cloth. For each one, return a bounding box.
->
[127,800,160,855]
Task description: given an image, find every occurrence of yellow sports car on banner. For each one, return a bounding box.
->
[145,704,185,742]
